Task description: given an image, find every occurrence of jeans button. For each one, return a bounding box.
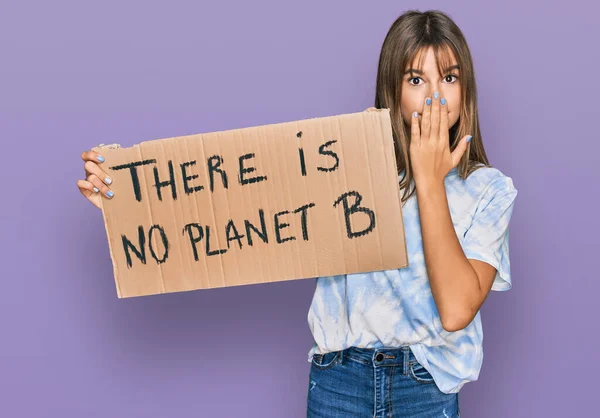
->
[375,353,384,362]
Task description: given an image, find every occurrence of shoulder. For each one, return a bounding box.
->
[463,164,518,198]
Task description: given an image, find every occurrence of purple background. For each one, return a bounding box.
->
[0,1,596,416]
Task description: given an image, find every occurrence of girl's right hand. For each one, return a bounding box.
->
[77,150,114,210]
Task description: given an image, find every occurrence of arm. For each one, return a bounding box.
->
[417,182,497,332]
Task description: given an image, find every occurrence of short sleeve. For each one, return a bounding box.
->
[462,176,518,291]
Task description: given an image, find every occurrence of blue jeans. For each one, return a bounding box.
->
[307,346,460,417]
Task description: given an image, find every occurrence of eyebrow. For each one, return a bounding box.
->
[403,64,460,75]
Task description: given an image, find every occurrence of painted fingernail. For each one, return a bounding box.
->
[93,187,99,193]
[433,92,439,99]
[467,135,472,143]
[440,98,446,105]
[426,98,432,106]
[107,190,114,198]
[96,155,105,163]
[413,111,418,118]
[104,176,112,184]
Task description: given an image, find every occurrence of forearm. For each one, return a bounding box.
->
[416,182,481,331]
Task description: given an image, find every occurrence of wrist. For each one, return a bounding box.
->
[416,178,445,197]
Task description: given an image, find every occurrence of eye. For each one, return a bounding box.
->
[444,74,459,83]
[408,77,423,86]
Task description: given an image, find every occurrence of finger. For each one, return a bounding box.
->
[87,174,114,198]
[77,179,103,209]
[451,135,472,167]
[421,95,432,140]
[411,110,421,148]
[84,160,113,186]
[431,91,440,141]
[77,179,97,198]
[440,96,449,146]
[81,150,105,164]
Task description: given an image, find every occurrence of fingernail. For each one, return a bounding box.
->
[107,190,114,198]
[413,111,418,118]
[426,98,432,106]
[433,92,439,99]
[440,98,446,105]
[97,155,105,163]
[104,176,112,184]
[467,135,472,143]
[93,187,99,193]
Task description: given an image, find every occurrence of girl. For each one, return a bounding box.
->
[77,9,518,418]
[305,9,517,418]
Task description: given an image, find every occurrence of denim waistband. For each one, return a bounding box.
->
[339,346,418,368]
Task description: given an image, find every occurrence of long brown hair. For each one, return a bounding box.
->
[374,9,491,205]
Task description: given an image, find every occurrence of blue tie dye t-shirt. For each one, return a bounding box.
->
[306,164,518,394]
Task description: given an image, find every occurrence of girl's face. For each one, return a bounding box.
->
[400,47,461,133]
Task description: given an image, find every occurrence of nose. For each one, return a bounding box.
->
[427,78,443,94]
[427,83,446,99]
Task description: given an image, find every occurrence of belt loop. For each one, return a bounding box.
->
[338,348,344,365]
[403,347,409,375]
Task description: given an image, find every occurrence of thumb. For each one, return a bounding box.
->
[451,135,472,167]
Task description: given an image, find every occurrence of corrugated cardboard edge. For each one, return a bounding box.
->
[93,143,124,298]
[367,107,408,269]
[376,111,409,269]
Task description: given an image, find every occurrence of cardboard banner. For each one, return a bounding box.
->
[95,108,408,298]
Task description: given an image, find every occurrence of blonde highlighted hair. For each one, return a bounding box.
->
[374,9,491,204]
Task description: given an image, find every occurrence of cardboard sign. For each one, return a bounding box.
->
[95,108,408,298]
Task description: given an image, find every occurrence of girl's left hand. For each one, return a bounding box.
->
[409,92,472,190]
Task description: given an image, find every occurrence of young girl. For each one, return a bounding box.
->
[76,9,517,418]
[305,9,518,418]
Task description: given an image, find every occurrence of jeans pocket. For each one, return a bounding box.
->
[409,361,435,384]
[311,351,340,370]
